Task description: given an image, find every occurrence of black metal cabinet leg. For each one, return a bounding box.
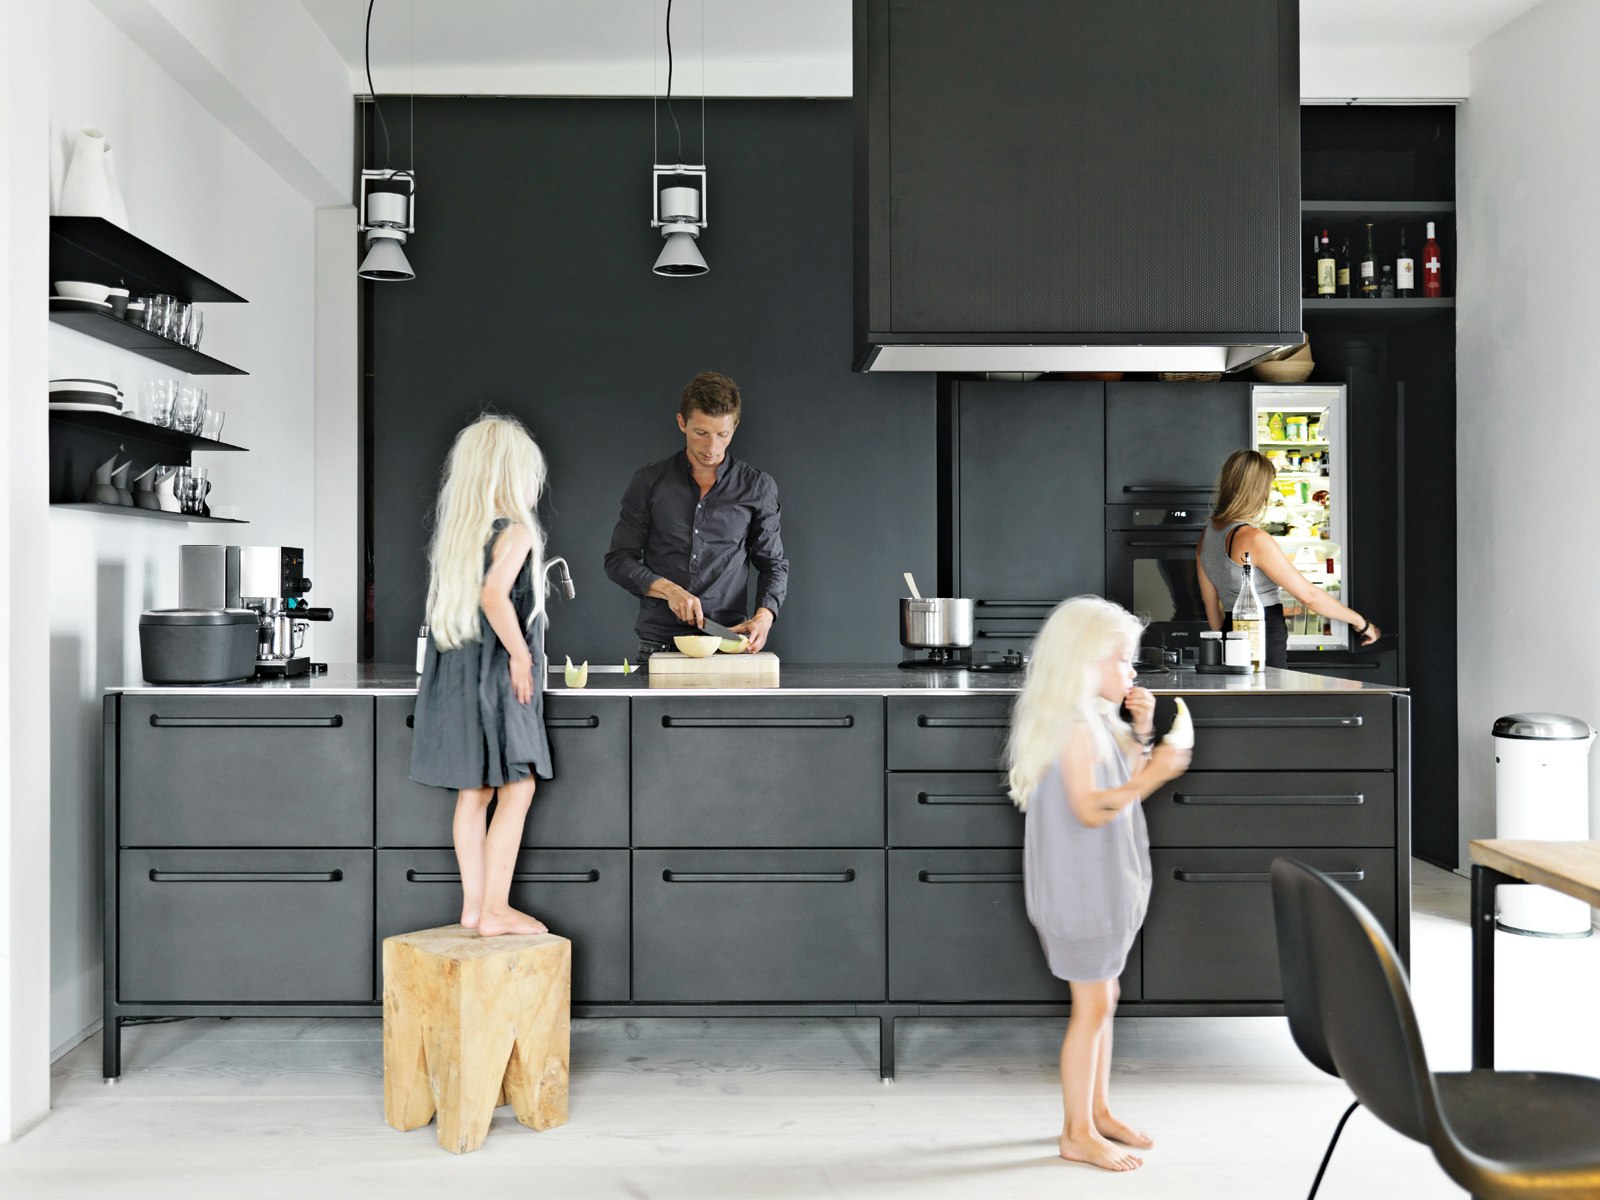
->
[102,1015,121,1079]
[879,1015,896,1081]
[1471,865,1507,1070]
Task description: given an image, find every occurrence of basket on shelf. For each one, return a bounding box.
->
[1156,371,1223,382]
[1251,340,1314,383]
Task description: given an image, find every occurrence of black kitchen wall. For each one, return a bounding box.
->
[368,99,935,665]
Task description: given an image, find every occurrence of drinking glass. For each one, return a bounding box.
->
[200,408,226,442]
[183,308,204,349]
[185,467,210,515]
[139,379,178,427]
[166,301,190,342]
[142,295,174,336]
[173,385,207,434]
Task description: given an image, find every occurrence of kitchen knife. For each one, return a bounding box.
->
[696,616,746,643]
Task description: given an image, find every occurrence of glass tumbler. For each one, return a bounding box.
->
[200,408,226,442]
[140,379,178,427]
[184,308,204,349]
[173,385,207,434]
[142,295,174,337]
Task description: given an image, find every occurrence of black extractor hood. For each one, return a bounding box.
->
[853,0,1303,373]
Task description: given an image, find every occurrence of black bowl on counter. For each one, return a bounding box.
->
[138,609,258,685]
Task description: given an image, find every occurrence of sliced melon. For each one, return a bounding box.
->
[621,658,634,676]
[718,634,750,654]
[673,634,721,658]
[564,655,589,688]
[1164,696,1194,749]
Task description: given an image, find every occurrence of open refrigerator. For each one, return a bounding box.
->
[1251,384,1350,651]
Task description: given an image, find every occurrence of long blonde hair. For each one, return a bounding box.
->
[425,415,547,651]
[1006,596,1145,811]
[1210,449,1276,528]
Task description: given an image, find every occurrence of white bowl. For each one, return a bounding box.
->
[54,281,112,303]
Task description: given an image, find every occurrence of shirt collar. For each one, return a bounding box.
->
[679,449,733,483]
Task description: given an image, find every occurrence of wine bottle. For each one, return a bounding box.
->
[1315,229,1336,297]
[1232,552,1266,673]
[1360,222,1378,299]
[1422,221,1443,297]
[1306,231,1320,298]
[1379,265,1395,298]
[1396,227,1415,297]
[1336,239,1352,298]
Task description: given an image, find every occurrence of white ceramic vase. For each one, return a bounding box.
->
[59,126,128,226]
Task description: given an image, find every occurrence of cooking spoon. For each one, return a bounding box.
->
[903,572,923,600]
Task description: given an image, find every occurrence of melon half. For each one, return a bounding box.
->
[1164,696,1194,749]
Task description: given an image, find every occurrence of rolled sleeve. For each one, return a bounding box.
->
[604,469,661,598]
[749,476,788,617]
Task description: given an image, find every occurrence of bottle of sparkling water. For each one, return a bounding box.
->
[1232,552,1266,673]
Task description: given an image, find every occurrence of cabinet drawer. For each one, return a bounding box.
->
[375,695,630,847]
[1145,772,1394,847]
[1104,382,1251,505]
[120,695,374,847]
[376,849,629,1002]
[1179,695,1394,771]
[1142,848,1396,1001]
[632,851,885,1001]
[118,849,373,1002]
[887,773,1020,847]
[888,850,1138,1002]
[631,698,884,847]
[886,696,1011,771]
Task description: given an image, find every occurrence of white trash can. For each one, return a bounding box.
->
[1493,712,1595,937]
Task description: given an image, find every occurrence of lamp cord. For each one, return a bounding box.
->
[665,0,683,164]
[365,0,391,168]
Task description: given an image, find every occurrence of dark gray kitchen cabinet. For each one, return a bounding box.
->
[631,697,884,847]
[1104,382,1252,506]
[1144,770,1395,848]
[886,695,1011,772]
[119,849,374,1003]
[887,772,1019,848]
[632,850,887,1002]
[376,849,630,1002]
[375,694,630,848]
[120,694,374,847]
[955,381,1105,601]
[1142,848,1396,1001]
[1181,694,1394,772]
[887,849,1138,1002]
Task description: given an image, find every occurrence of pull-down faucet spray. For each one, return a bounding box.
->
[545,556,576,600]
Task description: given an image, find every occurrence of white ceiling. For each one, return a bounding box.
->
[300,0,1549,96]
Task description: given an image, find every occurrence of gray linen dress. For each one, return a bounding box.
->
[1023,712,1152,982]
[409,519,554,790]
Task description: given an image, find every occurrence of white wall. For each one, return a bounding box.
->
[1457,0,1600,868]
[2,0,56,1144]
[45,0,341,1058]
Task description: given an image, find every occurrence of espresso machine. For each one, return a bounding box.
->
[238,546,332,677]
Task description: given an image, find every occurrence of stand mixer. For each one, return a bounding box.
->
[238,546,333,677]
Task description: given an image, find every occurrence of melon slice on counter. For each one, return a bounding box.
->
[718,634,750,654]
[1164,696,1194,749]
[564,655,589,688]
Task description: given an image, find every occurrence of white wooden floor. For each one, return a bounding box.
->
[5,861,1599,1199]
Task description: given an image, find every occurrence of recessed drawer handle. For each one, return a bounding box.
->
[1191,716,1364,729]
[547,716,601,729]
[915,716,1008,729]
[1125,539,1199,548]
[1172,794,1365,807]
[917,871,1023,884]
[917,792,1012,806]
[976,600,1056,608]
[150,715,344,729]
[149,869,344,883]
[1123,484,1211,493]
[405,869,600,884]
[661,716,854,729]
[1173,869,1365,884]
[661,870,856,884]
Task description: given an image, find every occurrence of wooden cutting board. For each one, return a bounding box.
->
[646,652,780,680]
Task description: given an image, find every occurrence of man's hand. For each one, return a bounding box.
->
[656,582,704,628]
[732,607,775,653]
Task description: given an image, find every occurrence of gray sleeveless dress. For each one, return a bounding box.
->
[409,519,554,790]
[1023,712,1152,982]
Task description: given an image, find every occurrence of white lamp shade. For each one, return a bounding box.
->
[358,233,415,281]
[654,230,707,276]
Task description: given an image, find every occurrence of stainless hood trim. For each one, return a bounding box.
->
[856,340,1299,374]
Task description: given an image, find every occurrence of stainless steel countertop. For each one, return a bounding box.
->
[109,663,1406,697]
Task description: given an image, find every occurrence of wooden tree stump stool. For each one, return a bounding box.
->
[383,925,571,1154]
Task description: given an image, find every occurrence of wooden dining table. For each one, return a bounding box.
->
[1470,839,1600,1069]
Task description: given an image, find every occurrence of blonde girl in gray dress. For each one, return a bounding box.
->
[1008,597,1191,1172]
[410,415,554,937]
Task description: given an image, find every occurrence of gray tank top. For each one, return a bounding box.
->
[1199,521,1277,612]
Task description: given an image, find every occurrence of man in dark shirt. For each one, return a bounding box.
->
[604,371,788,659]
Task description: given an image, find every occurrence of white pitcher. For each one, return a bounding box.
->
[59,126,128,226]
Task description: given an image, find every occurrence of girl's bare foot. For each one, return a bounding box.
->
[1060,1132,1143,1172]
[475,906,547,937]
[460,910,480,930]
[1095,1112,1154,1149]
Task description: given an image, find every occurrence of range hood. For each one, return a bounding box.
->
[853,0,1303,374]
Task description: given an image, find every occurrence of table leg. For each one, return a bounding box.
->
[1471,865,1511,1070]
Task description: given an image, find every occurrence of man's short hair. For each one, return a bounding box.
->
[679,371,741,421]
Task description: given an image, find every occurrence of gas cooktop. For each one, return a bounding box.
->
[899,648,1027,673]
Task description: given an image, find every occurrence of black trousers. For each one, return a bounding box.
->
[1226,603,1288,669]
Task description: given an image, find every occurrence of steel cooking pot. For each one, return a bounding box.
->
[900,597,976,649]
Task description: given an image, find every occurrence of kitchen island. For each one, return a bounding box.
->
[102,665,1408,1078]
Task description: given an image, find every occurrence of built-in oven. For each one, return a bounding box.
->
[1105,505,1210,651]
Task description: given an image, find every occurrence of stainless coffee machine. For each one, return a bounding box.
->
[181,545,332,677]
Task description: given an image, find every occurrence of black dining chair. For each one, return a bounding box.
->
[1270,856,1600,1200]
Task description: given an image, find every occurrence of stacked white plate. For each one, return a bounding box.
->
[49,378,123,412]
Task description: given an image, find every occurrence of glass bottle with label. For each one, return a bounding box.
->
[1316,230,1336,296]
[1336,238,1352,297]
[1396,227,1415,297]
[1231,552,1266,673]
[1360,223,1378,298]
[1422,221,1444,297]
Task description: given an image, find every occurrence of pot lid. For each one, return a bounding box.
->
[140,608,258,626]
[1492,712,1596,741]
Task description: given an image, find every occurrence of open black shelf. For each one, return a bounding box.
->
[48,308,247,375]
[48,409,246,453]
[49,217,246,303]
[50,503,248,524]
[1303,297,1455,322]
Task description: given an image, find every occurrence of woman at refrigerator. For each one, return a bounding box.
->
[1196,450,1381,667]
